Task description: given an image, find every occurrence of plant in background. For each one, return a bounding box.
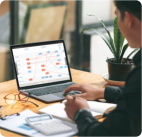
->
[82,15,139,64]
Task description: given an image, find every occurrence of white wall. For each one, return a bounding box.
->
[82,0,113,25]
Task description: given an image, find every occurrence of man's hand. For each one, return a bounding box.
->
[64,95,90,120]
[64,84,105,101]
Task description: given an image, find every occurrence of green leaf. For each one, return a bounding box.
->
[81,29,116,59]
[120,43,129,62]
[123,49,139,63]
[114,17,125,61]
[87,14,116,61]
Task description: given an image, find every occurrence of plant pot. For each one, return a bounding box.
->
[106,58,135,81]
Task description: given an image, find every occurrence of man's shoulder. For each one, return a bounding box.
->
[135,60,141,68]
[126,60,141,82]
[123,62,141,95]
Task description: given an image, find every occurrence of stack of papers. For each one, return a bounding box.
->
[0,109,78,137]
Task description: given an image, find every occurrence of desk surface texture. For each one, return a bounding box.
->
[0,68,107,136]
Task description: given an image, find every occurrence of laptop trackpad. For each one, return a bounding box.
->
[53,92,65,99]
[39,94,61,101]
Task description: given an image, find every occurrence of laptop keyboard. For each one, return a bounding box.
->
[24,82,76,96]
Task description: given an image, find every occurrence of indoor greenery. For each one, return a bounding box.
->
[82,15,139,64]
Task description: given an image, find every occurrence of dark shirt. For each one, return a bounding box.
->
[75,48,141,136]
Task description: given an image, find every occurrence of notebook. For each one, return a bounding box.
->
[38,101,117,123]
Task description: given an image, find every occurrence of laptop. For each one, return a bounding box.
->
[10,40,81,103]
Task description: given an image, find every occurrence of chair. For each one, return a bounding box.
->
[20,2,68,44]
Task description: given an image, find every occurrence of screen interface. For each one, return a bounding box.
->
[28,115,52,122]
[12,43,70,87]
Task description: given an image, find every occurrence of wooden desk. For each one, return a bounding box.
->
[0,68,107,136]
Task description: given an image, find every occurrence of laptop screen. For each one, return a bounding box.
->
[12,42,70,87]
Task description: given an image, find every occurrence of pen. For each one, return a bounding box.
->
[0,106,3,110]
[74,94,76,99]
[0,106,3,117]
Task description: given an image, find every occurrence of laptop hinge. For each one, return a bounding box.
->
[20,89,28,92]
[19,82,75,92]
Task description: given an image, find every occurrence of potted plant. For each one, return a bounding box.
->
[82,15,139,81]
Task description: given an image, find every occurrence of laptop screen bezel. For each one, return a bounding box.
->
[10,40,72,90]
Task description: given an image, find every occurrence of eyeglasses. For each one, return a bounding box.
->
[0,113,20,120]
[4,92,38,108]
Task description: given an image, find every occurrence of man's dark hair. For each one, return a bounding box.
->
[114,0,141,21]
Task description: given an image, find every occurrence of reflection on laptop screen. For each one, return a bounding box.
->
[12,43,70,87]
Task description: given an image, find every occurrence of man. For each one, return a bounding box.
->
[64,0,141,136]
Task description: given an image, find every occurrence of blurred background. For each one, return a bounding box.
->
[0,0,133,83]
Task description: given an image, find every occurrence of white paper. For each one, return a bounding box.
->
[39,104,75,123]
[87,101,117,113]
[0,109,78,137]
[39,101,117,125]
[62,100,117,114]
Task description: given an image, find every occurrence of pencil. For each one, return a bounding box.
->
[74,94,76,99]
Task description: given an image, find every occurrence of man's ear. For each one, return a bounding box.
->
[125,11,134,27]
